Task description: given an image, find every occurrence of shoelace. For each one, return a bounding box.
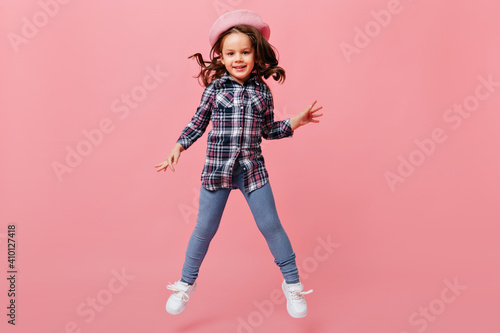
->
[289,287,313,301]
[166,282,190,301]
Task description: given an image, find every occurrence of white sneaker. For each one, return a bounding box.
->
[282,280,313,318]
[166,280,197,315]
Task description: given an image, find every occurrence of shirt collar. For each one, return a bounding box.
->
[217,71,260,86]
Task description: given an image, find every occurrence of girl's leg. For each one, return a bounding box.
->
[241,181,300,284]
[231,160,299,283]
[180,185,231,285]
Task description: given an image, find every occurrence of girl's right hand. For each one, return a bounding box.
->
[155,143,184,172]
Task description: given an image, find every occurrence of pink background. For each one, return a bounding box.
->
[1,0,500,332]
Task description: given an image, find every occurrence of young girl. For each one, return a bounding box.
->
[155,9,322,318]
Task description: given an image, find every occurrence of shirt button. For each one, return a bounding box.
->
[237,148,240,152]
[241,106,244,109]
[239,127,243,130]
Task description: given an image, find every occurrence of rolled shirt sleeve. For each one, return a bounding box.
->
[261,90,294,140]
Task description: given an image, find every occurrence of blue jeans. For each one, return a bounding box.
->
[180,159,300,285]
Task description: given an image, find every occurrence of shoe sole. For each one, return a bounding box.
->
[282,281,307,319]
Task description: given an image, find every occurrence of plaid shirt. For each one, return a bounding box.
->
[177,72,294,193]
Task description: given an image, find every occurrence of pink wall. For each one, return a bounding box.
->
[1,0,500,332]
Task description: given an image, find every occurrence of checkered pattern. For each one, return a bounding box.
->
[177,72,294,193]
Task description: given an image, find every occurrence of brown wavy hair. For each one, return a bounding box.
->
[189,25,286,87]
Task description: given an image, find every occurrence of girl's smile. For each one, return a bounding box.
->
[220,32,255,85]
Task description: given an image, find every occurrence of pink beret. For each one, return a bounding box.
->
[208,9,270,52]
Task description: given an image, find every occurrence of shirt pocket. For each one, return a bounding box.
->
[249,94,266,124]
[213,92,234,123]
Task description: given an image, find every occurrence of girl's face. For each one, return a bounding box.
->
[220,32,255,85]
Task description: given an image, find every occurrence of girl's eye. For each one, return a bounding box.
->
[227,52,233,56]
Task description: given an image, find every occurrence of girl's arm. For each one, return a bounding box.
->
[289,100,323,131]
[176,86,216,150]
[262,92,295,140]
[155,84,216,172]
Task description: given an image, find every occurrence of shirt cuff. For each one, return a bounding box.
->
[176,138,191,150]
[284,118,294,138]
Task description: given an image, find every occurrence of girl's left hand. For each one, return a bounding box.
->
[290,100,323,131]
